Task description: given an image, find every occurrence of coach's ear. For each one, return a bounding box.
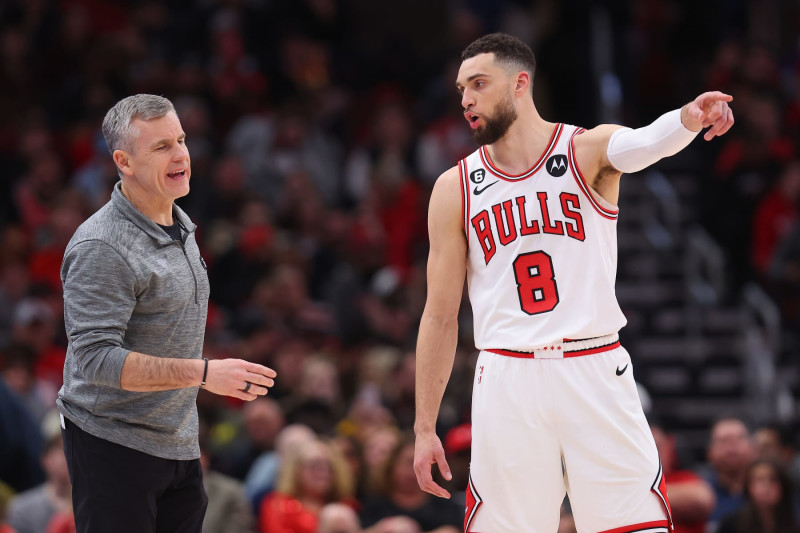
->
[515,71,531,96]
[113,149,134,177]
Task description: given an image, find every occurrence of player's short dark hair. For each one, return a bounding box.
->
[461,33,537,94]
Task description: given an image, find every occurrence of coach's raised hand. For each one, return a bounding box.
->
[203,359,277,401]
[680,91,734,141]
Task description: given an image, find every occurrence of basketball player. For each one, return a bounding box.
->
[413,33,733,533]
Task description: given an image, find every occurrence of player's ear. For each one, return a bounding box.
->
[515,71,531,96]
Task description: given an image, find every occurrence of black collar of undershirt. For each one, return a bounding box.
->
[157,220,183,242]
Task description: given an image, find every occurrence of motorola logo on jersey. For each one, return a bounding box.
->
[470,169,486,184]
[546,154,568,177]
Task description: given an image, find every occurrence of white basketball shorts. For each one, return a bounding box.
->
[465,334,673,533]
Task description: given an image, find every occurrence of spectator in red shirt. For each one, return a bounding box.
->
[752,161,800,275]
[259,439,354,533]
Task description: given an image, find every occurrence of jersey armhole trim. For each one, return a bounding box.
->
[459,159,470,248]
[568,128,619,220]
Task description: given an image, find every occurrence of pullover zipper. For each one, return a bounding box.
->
[179,241,198,304]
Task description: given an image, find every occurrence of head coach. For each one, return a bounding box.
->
[57,94,277,533]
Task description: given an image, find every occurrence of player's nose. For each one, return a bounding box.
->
[461,89,475,110]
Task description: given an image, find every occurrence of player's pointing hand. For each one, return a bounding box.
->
[681,91,734,141]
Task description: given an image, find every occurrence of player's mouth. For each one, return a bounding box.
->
[464,111,481,130]
[166,169,187,180]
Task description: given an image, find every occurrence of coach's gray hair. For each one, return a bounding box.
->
[102,94,176,156]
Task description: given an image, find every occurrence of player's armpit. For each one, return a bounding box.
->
[572,124,626,206]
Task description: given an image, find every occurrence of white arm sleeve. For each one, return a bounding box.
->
[606,109,699,174]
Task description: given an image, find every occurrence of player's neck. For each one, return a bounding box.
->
[486,107,554,175]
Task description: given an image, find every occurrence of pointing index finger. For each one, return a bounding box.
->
[698,91,733,107]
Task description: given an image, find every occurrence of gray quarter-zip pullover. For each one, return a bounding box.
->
[57,181,210,460]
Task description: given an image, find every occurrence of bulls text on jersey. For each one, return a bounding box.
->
[470,192,585,265]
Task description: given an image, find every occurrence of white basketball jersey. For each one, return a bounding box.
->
[459,123,627,350]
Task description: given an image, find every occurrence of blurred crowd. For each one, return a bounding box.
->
[0,0,799,532]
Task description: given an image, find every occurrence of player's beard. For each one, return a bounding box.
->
[472,92,518,146]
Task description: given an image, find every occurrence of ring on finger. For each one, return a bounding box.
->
[242,382,252,393]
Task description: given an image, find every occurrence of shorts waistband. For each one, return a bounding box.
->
[486,333,620,359]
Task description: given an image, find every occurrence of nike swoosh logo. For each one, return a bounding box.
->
[616,364,628,376]
[473,181,499,195]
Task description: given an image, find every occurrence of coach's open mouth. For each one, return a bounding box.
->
[167,169,187,179]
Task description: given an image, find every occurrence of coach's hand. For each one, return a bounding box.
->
[681,91,734,141]
[413,432,452,499]
[204,359,276,401]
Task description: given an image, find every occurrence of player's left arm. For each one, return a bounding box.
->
[573,91,734,205]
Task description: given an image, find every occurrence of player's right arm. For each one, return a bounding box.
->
[413,165,467,499]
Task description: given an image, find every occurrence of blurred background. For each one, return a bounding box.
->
[0,1,799,532]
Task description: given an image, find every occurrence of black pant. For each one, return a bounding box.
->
[61,417,208,533]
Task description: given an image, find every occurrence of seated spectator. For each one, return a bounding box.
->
[0,376,43,492]
[317,503,362,533]
[769,220,800,327]
[360,436,462,533]
[331,435,369,503]
[650,422,715,533]
[704,417,755,527]
[1,343,53,424]
[10,298,65,392]
[754,424,799,474]
[751,161,800,276]
[360,425,401,495]
[247,423,317,511]
[6,434,72,533]
[218,396,284,480]
[259,439,354,533]
[716,458,798,533]
[753,424,800,520]
[201,438,254,533]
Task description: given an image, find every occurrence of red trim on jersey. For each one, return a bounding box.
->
[568,128,619,220]
[459,159,467,239]
[487,340,619,359]
[596,520,670,533]
[464,158,471,250]
[479,123,563,181]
